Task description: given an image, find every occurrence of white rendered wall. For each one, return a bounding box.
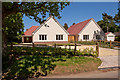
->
[33,18,68,42]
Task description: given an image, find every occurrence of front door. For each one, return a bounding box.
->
[68,35,75,42]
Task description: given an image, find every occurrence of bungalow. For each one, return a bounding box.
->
[22,16,69,43]
[67,18,105,42]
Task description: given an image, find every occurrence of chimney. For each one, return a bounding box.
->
[26,29,28,31]
[72,23,75,25]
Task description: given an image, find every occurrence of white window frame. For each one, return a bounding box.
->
[56,35,63,40]
[39,35,47,40]
[83,35,89,40]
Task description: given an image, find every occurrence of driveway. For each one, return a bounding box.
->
[99,47,119,57]
[98,48,119,69]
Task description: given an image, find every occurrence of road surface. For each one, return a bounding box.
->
[43,70,118,78]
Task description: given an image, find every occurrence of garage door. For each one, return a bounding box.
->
[107,36,114,41]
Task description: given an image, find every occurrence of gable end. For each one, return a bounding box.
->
[32,16,69,35]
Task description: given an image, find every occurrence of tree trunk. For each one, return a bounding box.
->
[2,31,7,56]
[2,10,8,56]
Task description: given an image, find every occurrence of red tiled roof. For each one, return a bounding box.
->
[67,18,92,35]
[105,32,111,35]
[24,26,39,36]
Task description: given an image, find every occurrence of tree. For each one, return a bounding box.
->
[2,2,70,55]
[2,2,70,79]
[63,23,68,30]
[4,13,24,43]
[98,2,120,33]
[2,2,69,23]
[114,1,120,29]
[97,13,119,33]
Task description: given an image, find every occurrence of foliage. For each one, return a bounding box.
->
[2,46,98,79]
[63,23,68,30]
[2,2,70,55]
[77,41,96,45]
[97,13,119,33]
[4,55,56,79]
[3,53,101,79]
[97,2,120,33]
[77,48,97,57]
[3,13,24,43]
[77,41,115,49]
[114,1,120,25]
[2,2,70,24]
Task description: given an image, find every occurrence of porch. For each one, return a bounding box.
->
[22,36,32,43]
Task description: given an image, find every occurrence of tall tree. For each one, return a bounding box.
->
[63,23,68,30]
[2,2,70,55]
[97,13,119,33]
[114,1,120,29]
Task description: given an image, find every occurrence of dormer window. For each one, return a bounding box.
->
[45,24,47,27]
[44,24,49,27]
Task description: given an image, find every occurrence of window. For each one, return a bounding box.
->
[94,31,96,34]
[83,35,89,40]
[96,35,101,40]
[108,36,114,37]
[56,35,63,40]
[39,35,47,40]
[26,37,29,40]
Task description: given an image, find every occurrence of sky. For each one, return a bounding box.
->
[22,2,119,32]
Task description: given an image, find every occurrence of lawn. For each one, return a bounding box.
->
[51,56,101,75]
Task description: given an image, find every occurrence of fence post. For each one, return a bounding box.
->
[96,42,99,57]
[65,45,67,49]
[110,40,112,48]
[74,42,77,55]
[32,42,34,50]
[69,45,71,50]
[54,43,56,53]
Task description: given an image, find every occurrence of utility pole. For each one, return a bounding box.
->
[107,26,109,32]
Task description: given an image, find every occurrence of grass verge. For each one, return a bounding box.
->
[50,56,102,75]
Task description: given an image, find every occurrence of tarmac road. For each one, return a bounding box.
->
[43,70,119,78]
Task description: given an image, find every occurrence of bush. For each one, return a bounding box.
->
[77,41,96,45]
[3,46,98,79]
[77,41,115,49]
[77,48,98,57]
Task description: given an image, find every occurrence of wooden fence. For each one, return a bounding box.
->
[97,40,120,48]
[10,42,100,57]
